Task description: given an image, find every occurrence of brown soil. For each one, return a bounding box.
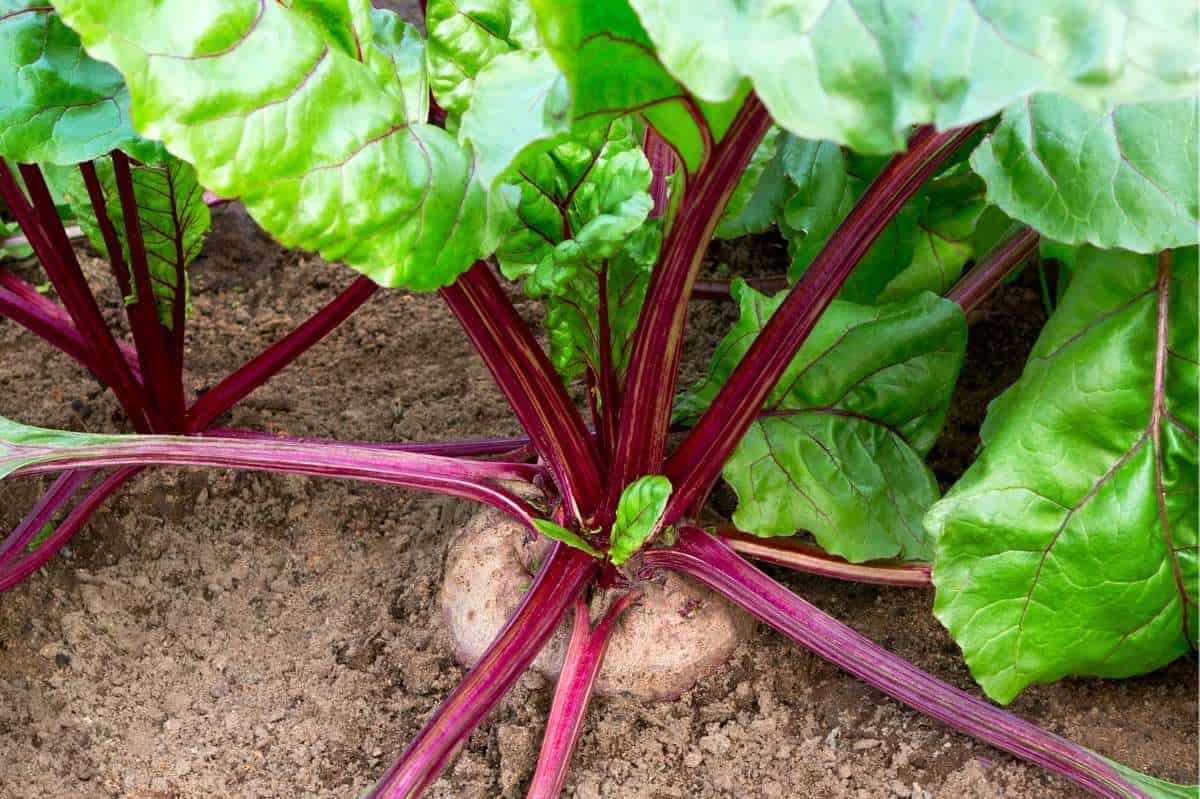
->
[1,202,1196,799]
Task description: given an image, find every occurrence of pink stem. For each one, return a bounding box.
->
[643,528,1154,799]
[716,528,931,587]
[370,544,598,798]
[662,125,981,522]
[0,469,94,562]
[184,276,378,432]
[7,434,542,530]
[947,227,1039,313]
[0,467,139,592]
[527,591,640,799]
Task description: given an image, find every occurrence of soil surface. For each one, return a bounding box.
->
[1,210,1197,794]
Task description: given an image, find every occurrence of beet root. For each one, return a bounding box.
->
[440,507,754,701]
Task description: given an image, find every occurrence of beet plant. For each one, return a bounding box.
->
[1,0,1197,796]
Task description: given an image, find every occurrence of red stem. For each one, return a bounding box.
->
[0,470,94,563]
[715,528,931,587]
[0,271,143,383]
[642,127,675,220]
[184,275,378,432]
[947,226,1039,313]
[527,591,640,799]
[440,262,604,522]
[204,428,535,460]
[82,157,182,429]
[0,467,138,592]
[8,433,541,530]
[370,544,598,798]
[663,125,982,523]
[643,528,1154,799]
[606,95,772,517]
[0,159,154,431]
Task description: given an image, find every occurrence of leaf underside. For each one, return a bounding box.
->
[627,0,1199,154]
[62,155,211,329]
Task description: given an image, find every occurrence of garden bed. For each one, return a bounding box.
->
[0,205,1195,798]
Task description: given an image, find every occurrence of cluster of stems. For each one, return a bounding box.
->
[0,58,1143,799]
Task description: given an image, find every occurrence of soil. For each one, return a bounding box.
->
[0,215,1196,795]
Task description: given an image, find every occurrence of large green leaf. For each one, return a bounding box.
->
[679,282,966,562]
[972,94,1199,254]
[781,137,991,304]
[54,0,488,291]
[527,0,747,175]
[492,119,656,383]
[609,474,672,566]
[714,127,788,239]
[459,47,572,187]
[626,0,1199,154]
[60,155,211,330]
[426,0,538,119]
[927,247,1198,704]
[0,2,142,164]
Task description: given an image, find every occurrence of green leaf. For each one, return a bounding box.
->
[493,119,656,383]
[55,0,489,291]
[972,94,1199,254]
[1105,759,1200,799]
[366,10,430,123]
[532,518,602,558]
[781,138,988,305]
[527,0,747,175]
[59,154,211,330]
[0,2,144,164]
[679,282,966,562]
[627,0,1199,154]
[609,475,672,566]
[714,127,788,240]
[460,48,572,187]
[426,0,538,119]
[927,247,1198,704]
[1,218,32,259]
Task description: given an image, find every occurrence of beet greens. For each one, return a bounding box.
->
[1,0,1196,797]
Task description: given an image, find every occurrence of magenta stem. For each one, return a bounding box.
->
[644,528,1153,799]
[642,127,675,220]
[716,528,931,587]
[0,469,94,562]
[370,544,598,798]
[528,591,640,799]
[1,159,153,431]
[947,227,1040,313]
[110,151,187,426]
[184,275,378,432]
[440,262,604,522]
[7,433,542,529]
[0,273,142,383]
[0,467,139,592]
[606,95,772,517]
[663,125,981,522]
[204,428,536,461]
